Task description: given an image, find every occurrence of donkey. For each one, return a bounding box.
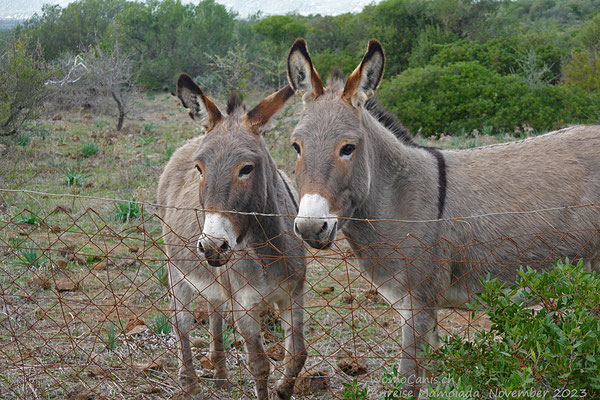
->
[286,38,600,386]
[157,73,306,400]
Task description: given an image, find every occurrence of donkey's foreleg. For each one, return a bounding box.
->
[170,272,201,395]
[235,308,270,400]
[208,301,228,386]
[274,295,307,400]
[398,299,438,391]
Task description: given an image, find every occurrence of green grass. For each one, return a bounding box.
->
[13,208,43,226]
[103,323,121,351]
[63,167,89,187]
[113,198,141,223]
[13,246,47,268]
[148,313,171,335]
[81,142,99,157]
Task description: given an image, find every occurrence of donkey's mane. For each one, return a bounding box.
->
[226,93,247,115]
[327,69,417,147]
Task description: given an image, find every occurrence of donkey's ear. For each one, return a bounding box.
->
[342,39,385,108]
[176,73,222,131]
[287,38,324,102]
[246,85,295,135]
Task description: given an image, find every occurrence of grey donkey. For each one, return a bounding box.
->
[157,73,306,399]
[286,38,600,390]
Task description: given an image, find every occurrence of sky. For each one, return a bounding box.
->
[0,0,379,19]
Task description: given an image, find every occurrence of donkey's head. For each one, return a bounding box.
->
[176,73,293,266]
[287,39,384,249]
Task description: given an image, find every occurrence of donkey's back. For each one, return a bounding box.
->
[441,125,600,289]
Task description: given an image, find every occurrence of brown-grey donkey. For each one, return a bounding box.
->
[157,73,306,399]
[286,38,600,391]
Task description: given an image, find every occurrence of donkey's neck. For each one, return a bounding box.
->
[352,110,440,222]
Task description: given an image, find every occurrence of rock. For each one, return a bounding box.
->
[58,246,75,257]
[52,114,62,121]
[294,369,330,394]
[93,262,108,271]
[125,316,145,332]
[190,336,209,348]
[84,114,92,120]
[266,342,285,361]
[33,306,47,320]
[29,275,51,290]
[126,324,149,336]
[199,355,213,370]
[365,289,386,305]
[73,254,87,265]
[128,245,140,253]
[56,278,78,292]
[86,365,104,377]
[315,286,335,295]
[337,354,368,376]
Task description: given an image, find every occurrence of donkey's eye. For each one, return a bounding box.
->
[239,164,254,177]
[195,165,203,177]
[340,144,356,158]
[291,142,301,156]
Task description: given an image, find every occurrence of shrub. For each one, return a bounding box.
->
[378,62,600,136]
[0,37,53,137]
[420,260,600,397]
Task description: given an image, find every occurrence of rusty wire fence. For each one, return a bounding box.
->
[1,189,599,399]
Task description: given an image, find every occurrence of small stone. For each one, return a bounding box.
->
[86,365,104,377]
[52,114,62,121]
[315,286,335,295]
[126,324,149,336]
[294,369,330,394]
[190,336,208,348]
[49,225,61,233]
[33,306,47,319]
[199,355,213,370]
[266,342,285,361]
[93,262,107,271]
[129,245,140,253]
[337,355,368,376]
[29,275,51,290]
[56,278,78,292]
[125,316,145,332]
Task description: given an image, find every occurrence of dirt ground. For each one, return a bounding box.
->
[0,92,506,399]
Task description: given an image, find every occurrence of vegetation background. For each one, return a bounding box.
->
[2,0,600,137]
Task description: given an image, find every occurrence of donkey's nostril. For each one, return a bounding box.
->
[197,241,205,254]
[319,221,328,233]
[220,241,229,251]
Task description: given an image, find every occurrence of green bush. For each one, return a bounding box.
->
[0,37,53,137]
[421,260,600,397]
[430,35,565,82]
[378,62,600,136]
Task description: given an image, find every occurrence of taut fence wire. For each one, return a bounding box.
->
[1,188,599,399]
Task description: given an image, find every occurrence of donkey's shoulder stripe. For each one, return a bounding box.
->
[277,170,298,212]
[423,147,447,219]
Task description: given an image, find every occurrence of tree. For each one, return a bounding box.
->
[0,36,53,136]
[49,44,137,131]
[18,0,127,60]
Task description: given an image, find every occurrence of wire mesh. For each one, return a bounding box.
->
[1,190,598,399]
